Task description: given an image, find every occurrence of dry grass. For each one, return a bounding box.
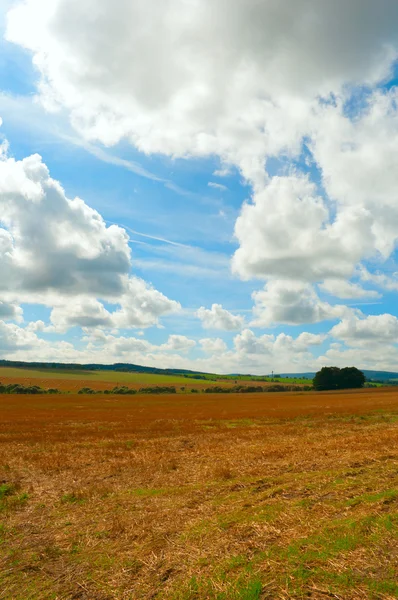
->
[0,389,397,599]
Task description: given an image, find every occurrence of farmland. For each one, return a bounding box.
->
[0,387,397,599]
[0,367,309,393]
[0,367,214,393]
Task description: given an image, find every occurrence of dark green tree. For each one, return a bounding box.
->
[339,367,366,389]
[313,366,365,391]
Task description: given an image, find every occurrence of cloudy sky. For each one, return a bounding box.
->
[1,0,398,374]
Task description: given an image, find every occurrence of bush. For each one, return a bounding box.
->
[266,384,287,392]
[111,386,137,395]
[139,386,176,394]
[0,382,60,395]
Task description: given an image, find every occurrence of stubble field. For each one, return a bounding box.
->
[0,387,397,599]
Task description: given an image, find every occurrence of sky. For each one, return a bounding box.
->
[1,1,398,374]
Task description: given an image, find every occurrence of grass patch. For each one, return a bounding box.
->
[174,575,263,600]
[61,492,86,505]
[129,487,166,497]
[346,488,398,506]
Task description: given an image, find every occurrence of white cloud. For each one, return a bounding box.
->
[199,338,227,355]
[0,150,129,297]
[111,278,181,329]
[0,139,180,331]
[315,343,398,373]
[0,319,83,362]
[7,1,398,186]
[251,280,354,327]
[330,314,398,346]
[208,182,227,192]
[25,320,46,333]
[49,299,113,332]
[319,279,380,300]
[234,328,324,357]
[161,334,196,353]
[4,0,398,363]
[213,166,232,178]
[0,310,321,374]
[6,317,398,375]
[6,2,398,293]
[0,320,37,353]
[310,90,398,264]
[196,304,245,331]
[233,175,353,282]
[0,301,23,322]
[234,329,274,356]
[359,267,398,292]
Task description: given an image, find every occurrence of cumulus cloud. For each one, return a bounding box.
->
[0,319,83,362]
[0,319,321,374]
[6,0,398,186]
[319,279,380,300]
[232,91,398,298]
[199,338,227,355]
[111,278,180,329]
[0,141,180,330]
[315,343,398,373]
[0,301,23,322]
[330,314,398,346]
[161,335,196,353]
[0,152,130,297]
[0,320,37,353]
[311,90,398,263]
[252,280,353,327]
[49,299,113,332]
[234,328,324,356]
[359,267,398,292]
[233,174,362,282]
[196,304,245,331]
[5,0,398,355]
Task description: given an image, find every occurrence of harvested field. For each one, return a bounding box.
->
[0,367,213,392]
[0,388,397,599]
[0,367,308,393]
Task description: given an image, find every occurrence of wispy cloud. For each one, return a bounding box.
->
[208,181,228,192]
[114,223,193,249]
[0,93,203,202]
[133,258,231,280]
[68,137,166,182]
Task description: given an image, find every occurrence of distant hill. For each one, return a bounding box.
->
[0,359,211,377]
[1,360,397,383]
[279,370,398,382]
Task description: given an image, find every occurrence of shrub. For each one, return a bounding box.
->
[0,382,60,395]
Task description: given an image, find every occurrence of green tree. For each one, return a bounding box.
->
[313,366,365,391]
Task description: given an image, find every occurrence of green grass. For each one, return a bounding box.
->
[129,488,166,497]
[216,374,311,384]
[173,575,263,600]
[0,366,208,385]
[0,366,312,389]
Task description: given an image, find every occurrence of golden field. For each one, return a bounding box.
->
[0,387,397,599]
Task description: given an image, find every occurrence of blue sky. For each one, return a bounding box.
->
[1,1,398,373]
